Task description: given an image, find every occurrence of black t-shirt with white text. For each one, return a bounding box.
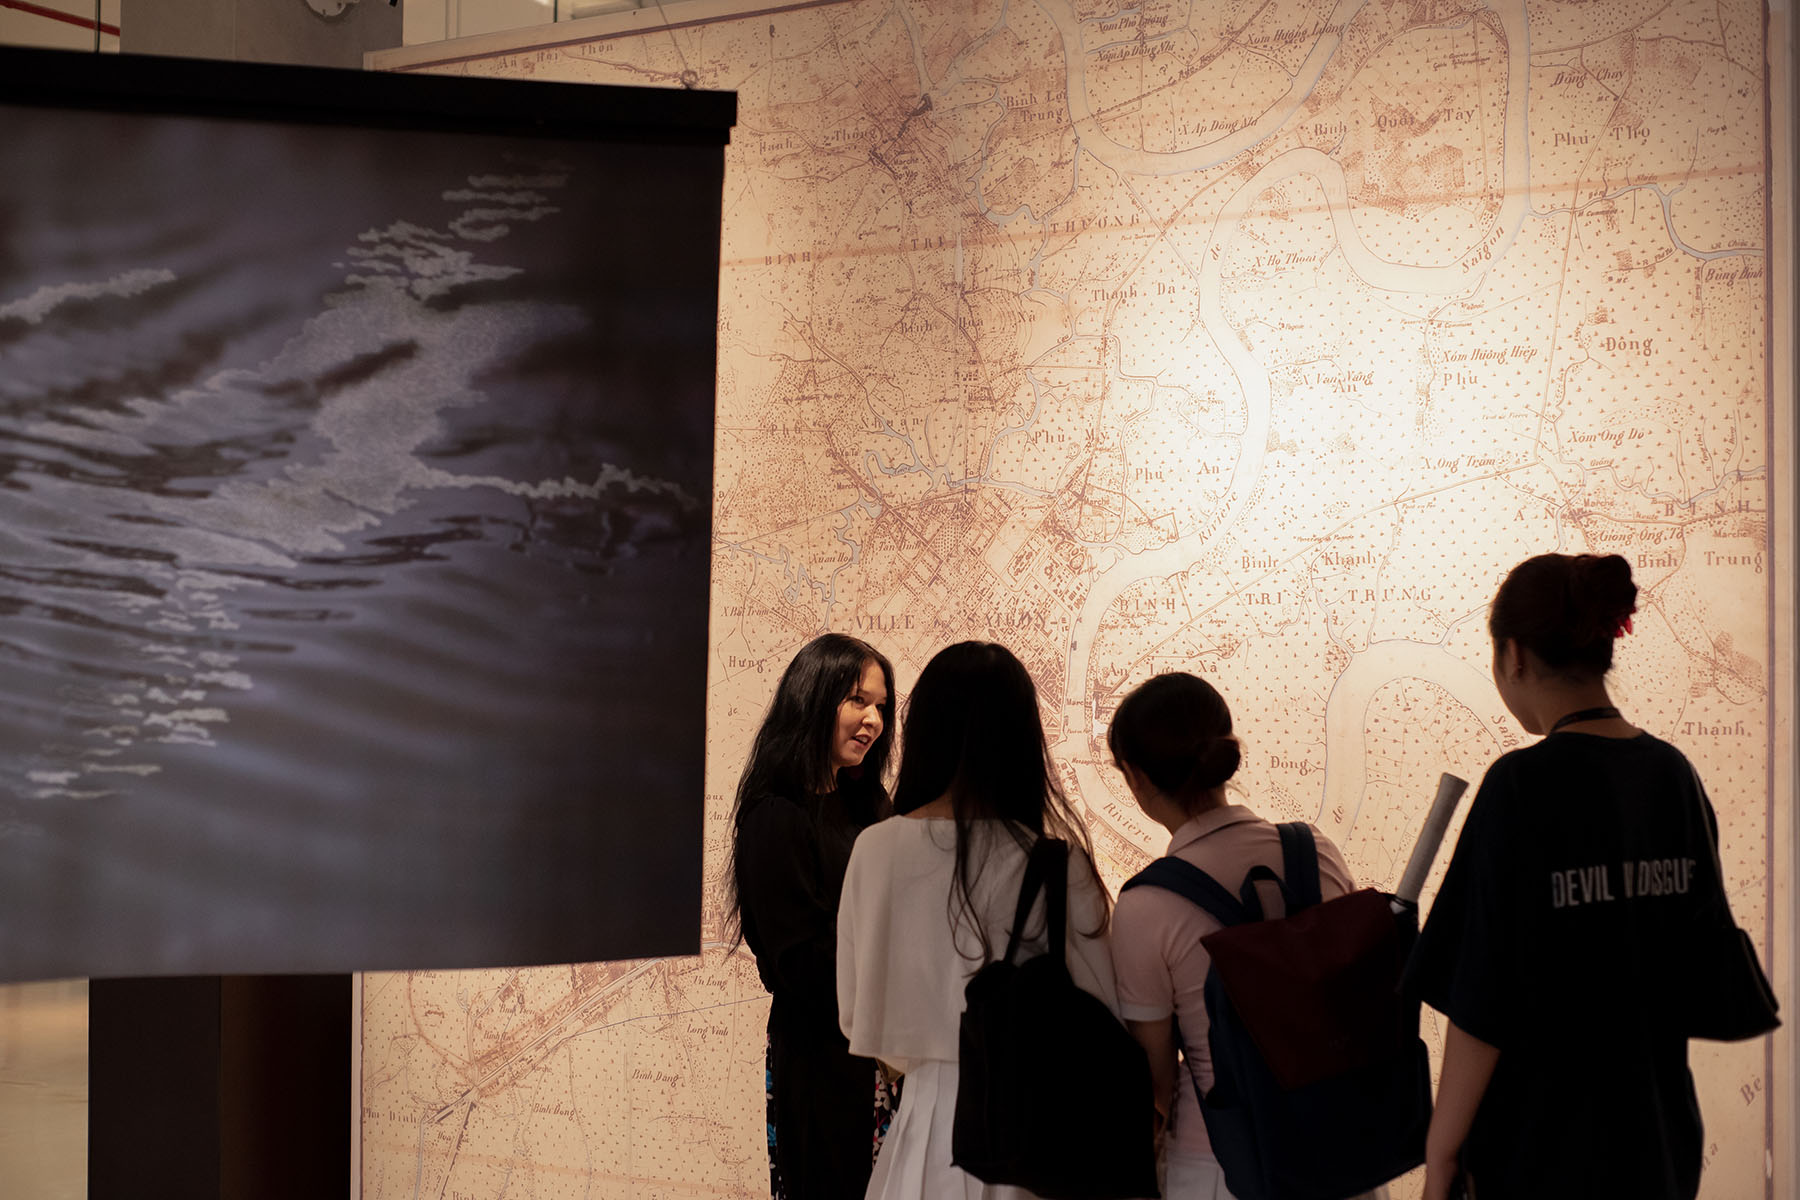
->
[1405,731,1730,1200]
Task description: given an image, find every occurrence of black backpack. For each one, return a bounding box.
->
[953,836,1161,1199]
[1121,823,1430,1200]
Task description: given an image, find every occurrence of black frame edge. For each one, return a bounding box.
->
[0,45,737,145]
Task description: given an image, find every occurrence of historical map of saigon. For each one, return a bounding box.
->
[362,1,1785,1196]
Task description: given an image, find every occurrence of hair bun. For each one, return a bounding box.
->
[1189,734,1241,792]
[1569,554,1638,642]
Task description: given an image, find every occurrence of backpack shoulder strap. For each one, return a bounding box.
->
[1277,822,1322,909]
[1003,836,1069,966]
[1122,856,1251,927]
[1040,837,1068,969]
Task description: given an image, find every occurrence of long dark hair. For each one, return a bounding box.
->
[890,641,1106,957]
[726,632,895,946]
[1107,672,1241,817]
[1490,553,1638,677]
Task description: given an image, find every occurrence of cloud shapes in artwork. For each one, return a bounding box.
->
[0,268,178,325]
[341,221,524,302]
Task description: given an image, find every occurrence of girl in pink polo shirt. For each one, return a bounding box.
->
[1107,672,1378,1200]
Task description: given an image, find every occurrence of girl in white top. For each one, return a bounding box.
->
[837,641,1121,1200]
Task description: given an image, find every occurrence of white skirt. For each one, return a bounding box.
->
[1163,1150,1392,1200]
[1163,1152,1237,1200]
[867,1059,1039,1200]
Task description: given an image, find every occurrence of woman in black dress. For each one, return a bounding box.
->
[1407,553,1753,1199]
[729,632,899,1198]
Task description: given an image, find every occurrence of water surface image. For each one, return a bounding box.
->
[0,102,714,979]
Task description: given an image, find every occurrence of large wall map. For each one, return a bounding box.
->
[362,1,1785,1195]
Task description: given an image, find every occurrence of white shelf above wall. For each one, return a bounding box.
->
[404,0,658,45]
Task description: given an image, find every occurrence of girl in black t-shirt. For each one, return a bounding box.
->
[1407,553,1745,1200]
[727,633,900,1199]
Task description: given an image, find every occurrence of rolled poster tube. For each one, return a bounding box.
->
[1393,772,1470,907]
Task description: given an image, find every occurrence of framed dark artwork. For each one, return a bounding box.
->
[0,47,731,979]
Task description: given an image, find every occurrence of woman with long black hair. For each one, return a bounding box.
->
[729,632,899,1199]
[835,640,1118,1199]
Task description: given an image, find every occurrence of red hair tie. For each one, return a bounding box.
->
[1614,611,1635,638]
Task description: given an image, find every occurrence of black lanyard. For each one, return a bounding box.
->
[1549,705,1621,732]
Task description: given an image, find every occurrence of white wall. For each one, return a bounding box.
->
[120,0,400,68]
[402,0,644,46]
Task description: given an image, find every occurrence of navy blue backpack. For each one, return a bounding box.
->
[1121,823,1430,1200]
